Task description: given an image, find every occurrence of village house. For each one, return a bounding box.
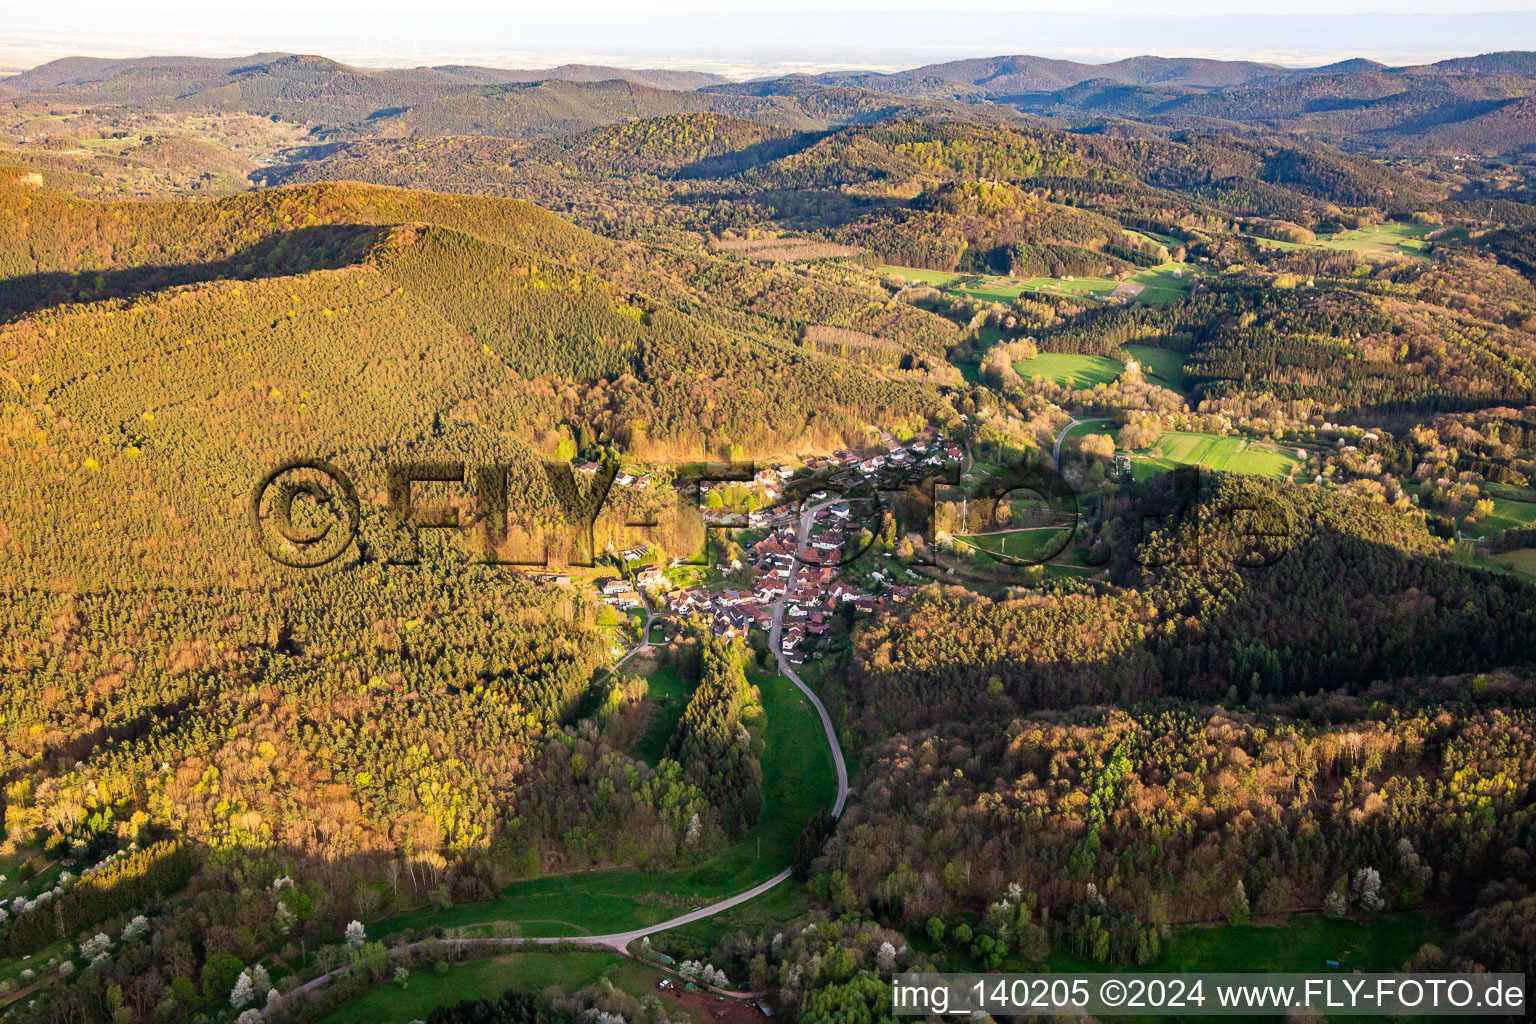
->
[597,577,631,596]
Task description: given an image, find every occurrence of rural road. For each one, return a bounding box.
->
[1053,417,1110,469]
[278,501,852,1012]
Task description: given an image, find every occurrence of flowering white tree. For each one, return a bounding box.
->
[345,920,367,949]
[230,971,255,1010]
[121,915,151,942]
[1351,868,1384,912]
[81,933,114,959]
[876,941,897,975]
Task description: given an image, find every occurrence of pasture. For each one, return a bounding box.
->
[880,260,1200,307]
[1014,352,1123,388]
[1131,432,1302,481]
[879,265,968,287]
[316,952,624,1024]
[958,528,1076,564]
[627,658,696,766]
[1122,344,1185,390]
[1480,548,1536,582]
[1469,495,1536,537]
[1319,221,1438,256]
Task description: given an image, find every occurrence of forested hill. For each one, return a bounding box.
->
[0,53,1026,141]
[747,51,1536,156]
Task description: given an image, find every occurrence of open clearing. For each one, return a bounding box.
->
[881,261,1200,306]
[626,657,696,766]
[1319,221,1440,256]
[1462,495,1536,538]
[879,265,968,287]
[1131,431,1302,481]
[1014,352,1122,388]
[1122,344,1185,390]
[1480,548,1536,581]
[316,951,624,1024]
[958,528,1075,564]
[1245,221,1456,259]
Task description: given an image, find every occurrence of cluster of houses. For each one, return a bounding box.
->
[653,499,912,661]
[581,433,958,654]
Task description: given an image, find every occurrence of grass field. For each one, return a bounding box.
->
[373,666,834,940]
[628,659,695,766]
[1126,264,1197,303]
[958,528,1075,564]
[1464,496,1536,538]
[1123,345,1185,390]
[1014,352,1123,388]
[1477,547,1536,582]
[1124,227,1180,249]
[1130,432,1302,481]
[879,265,968,287]
[881,262,1199,307]
[316,952,624,1024]
[1318,221,1438,256]
[1245,221,1448,260]
[650,879,813,953]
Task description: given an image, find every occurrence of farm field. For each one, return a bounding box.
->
[1124,227,1180,249]
[1014,352,1122,388]
[1123,344,1185,390]
[650,879,813,952]
[371,666,834,940]
[1130,432,1302,481]
[315,951,625,1024]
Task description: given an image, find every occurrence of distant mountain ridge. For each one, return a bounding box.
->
[3,52,728,94]
[9,49,1536,154]
[755,50,1536,154]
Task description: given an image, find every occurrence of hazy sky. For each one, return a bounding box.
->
[6,1,1536,76]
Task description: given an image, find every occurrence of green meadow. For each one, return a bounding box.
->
[316,952,625,1024]
[627,658,696,766]
[1478,547,1536,582]
[1462,495,1536,538]
[957,528,1075,564]
[878,265,968,287]
[1014,352,1123,388]
[880,261,1200,307]
[1122,344,1185,390]
[1130,432,1302,481]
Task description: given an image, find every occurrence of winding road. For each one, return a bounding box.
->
[1053,416,1110,469]
[279,498,852,1010]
